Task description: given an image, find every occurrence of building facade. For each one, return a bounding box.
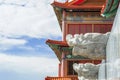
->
[45,0,114,80]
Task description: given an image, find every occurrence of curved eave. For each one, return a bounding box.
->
[46,39,68,47]
[51,1,105,29]
[51,1,104,10]
[46,39,69,61]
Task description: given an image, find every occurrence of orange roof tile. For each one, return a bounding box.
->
[52,0,105,9]
[46,39,68,46]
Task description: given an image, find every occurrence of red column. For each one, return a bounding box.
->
[62,10,66,41]
[58,63,61,77]
[61,53,66,77]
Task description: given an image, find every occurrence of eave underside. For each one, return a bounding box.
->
[46,39,69,61]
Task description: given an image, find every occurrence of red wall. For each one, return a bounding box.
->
[63,24,112,40]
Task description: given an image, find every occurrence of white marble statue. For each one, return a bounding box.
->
[66,32,110,59]
[73,63,100,80]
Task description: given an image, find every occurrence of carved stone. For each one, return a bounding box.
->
[73,63,100,80]
[66,32,110,59]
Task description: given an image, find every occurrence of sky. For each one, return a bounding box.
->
[0,0,62,80]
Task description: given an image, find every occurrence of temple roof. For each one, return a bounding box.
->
[46,39,90,61]
[46,39,68,47]
[51,0,105,30]
[52,0,105,9]
[46,39,69,61]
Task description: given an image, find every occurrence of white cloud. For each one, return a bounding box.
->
[0,0,61,38]
[0,53,59,73]
[3,0,28,5]
[0,53,59,75]
[0,38,27,46]
[0,37,27,50]
[0,1,60,80]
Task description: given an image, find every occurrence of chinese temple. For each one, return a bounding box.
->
[45,0,114,80]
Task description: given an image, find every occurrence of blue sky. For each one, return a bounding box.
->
[0,0,62,80]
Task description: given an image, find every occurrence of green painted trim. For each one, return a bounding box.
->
[102,0,120,18]
[66,54,89,59]
[61,46,73,51]
[53,6,63,30]
[46,43,62,61]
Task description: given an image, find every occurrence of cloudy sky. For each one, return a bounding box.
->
[0,0,62,80]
